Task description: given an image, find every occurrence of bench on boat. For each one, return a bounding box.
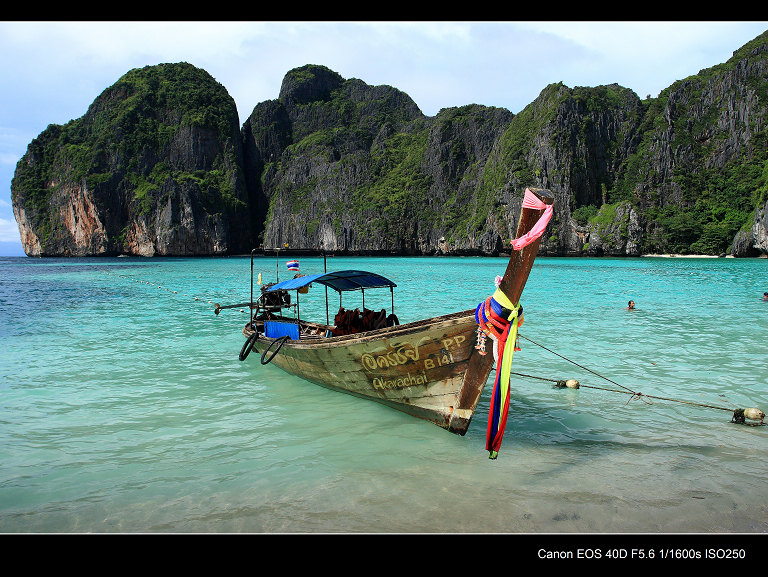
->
[262,308,400,340]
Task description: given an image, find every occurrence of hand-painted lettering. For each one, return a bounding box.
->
[360,343,420,371]
[441,335,466,350]
[372,370,428,390]
[424,350,454,370]
[360,337,460,376]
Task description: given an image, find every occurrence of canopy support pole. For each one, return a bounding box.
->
[324,252,329,326]
[250,249,255,325]
[275,248,280,282]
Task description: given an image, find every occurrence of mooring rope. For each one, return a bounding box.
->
[510,369,735,412]
[99,268,244,311]
[515,333,765,425]
[517,333,636,395]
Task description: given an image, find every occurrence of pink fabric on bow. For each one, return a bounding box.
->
[510,188,553,251]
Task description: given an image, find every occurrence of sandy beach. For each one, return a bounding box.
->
[643,253,734,258]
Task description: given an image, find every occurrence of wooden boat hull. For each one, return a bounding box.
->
[243,309,493,435]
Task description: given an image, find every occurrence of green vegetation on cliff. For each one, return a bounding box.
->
[257,49,768,256]
[355,126,433,240]
[13,32,768,257]
[606,32,768,254]
[12,62,249,255]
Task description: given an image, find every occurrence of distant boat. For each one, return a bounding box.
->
[220,188,554,454]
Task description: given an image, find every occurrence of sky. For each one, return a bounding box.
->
[2,20,767,256]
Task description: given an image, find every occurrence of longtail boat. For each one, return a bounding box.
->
[222,187,554,457]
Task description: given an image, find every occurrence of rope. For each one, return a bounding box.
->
[99,268,240,311]
[513,334,765,425]
[511,370,734,412]
[517,333,635,395]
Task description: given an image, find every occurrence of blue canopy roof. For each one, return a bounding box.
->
[264,270,397,293]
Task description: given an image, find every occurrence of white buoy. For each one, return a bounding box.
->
[744,408,765,421]
[565,379,580,389]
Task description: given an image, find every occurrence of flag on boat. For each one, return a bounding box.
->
[287,260,299,271]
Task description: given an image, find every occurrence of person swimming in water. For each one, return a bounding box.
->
[763,292,768,301]
[626,300,635,310]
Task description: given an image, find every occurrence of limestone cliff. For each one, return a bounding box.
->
[242,66,513,254]
[480,82,646,256]
[244,40,768,257]
[616,32,768,257]
[11,63,252,256]
[12,31,768,257]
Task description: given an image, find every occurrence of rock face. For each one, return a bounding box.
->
[11,63,252,256]
[12,31,768,257]
[242,66,513,254]
[619,34,768,257]
[483,82,646,256]
[732,197,768,256]
[242,42,768,257]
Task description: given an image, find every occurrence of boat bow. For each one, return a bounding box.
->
[448,187,554,450]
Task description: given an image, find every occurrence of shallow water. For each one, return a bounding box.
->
[1,254,767,533]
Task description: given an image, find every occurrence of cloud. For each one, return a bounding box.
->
[0,218,20,243]
[515,21,768,99]
[3,21,767,122]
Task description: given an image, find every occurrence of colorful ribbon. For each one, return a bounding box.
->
[474,189,552,458]
[511,188,553,251]
[475,288,521,459]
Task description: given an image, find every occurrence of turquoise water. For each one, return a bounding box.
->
[1,254,767,533]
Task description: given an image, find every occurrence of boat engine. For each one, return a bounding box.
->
[260,283,291,312]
